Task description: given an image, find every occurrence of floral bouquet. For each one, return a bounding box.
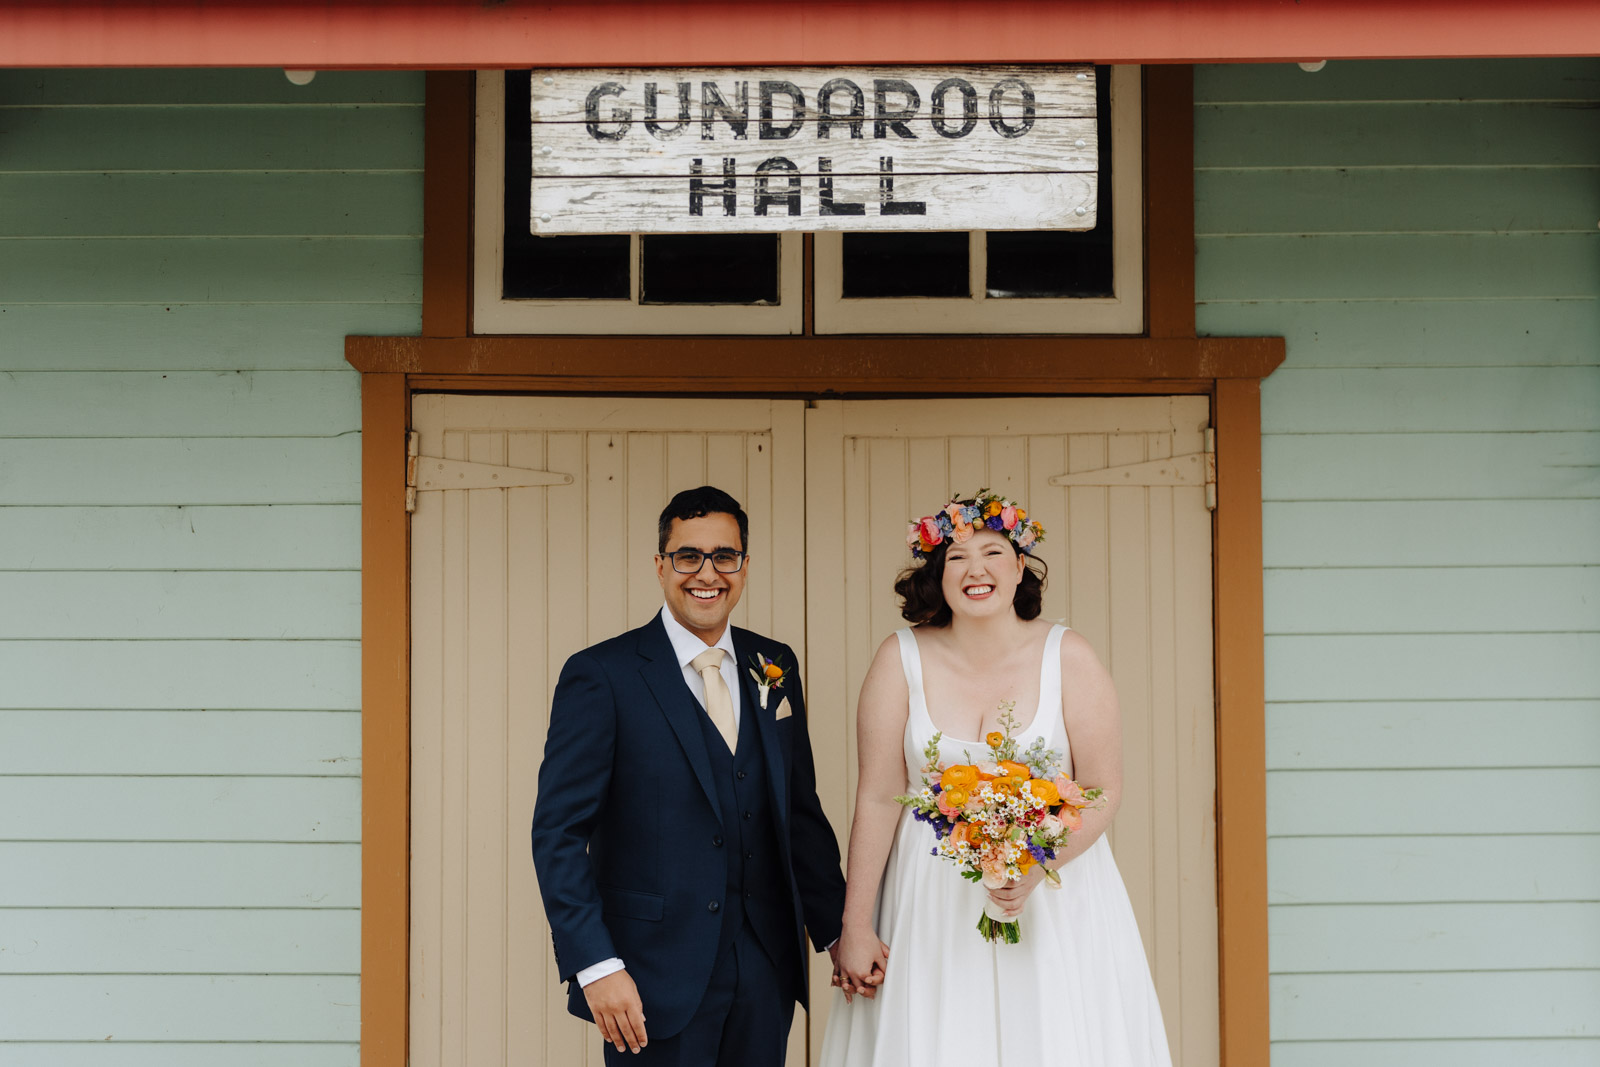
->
[895,705,1102,943]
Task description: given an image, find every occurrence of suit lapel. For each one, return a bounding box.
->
[735,631,790,825]
[636,616,721,822]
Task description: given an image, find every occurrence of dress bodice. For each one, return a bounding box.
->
[894,623,1070,786]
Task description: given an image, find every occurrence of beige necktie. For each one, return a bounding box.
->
[691,648,738,753]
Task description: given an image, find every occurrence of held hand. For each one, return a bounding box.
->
[835,927,890,1003]
[582,970,648,1054]
[985,865,1048,919]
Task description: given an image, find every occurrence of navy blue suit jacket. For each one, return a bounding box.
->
[529,614,846,1039]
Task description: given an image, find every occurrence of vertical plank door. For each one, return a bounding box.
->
[410,395,808,1067]
[805,397,1219,1067]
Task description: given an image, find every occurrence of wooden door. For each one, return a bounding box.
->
[804,398,1219,1067]
[408,395,807,1067]
[410,393,1218,1067]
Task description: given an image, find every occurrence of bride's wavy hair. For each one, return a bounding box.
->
[894,540,1047,627]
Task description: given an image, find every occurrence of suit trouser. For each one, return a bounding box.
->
[604,921,794,1067]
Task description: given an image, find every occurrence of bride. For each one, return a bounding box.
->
[819,493,1172,1067]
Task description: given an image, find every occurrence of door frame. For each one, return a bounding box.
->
[346,67,1280,1067]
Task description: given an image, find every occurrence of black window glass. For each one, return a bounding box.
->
[640,235,780,305]
[986,66,1114,299]
[503,71,630,299]
[841,232,969,298]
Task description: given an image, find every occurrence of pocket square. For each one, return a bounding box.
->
[773,697,792,720]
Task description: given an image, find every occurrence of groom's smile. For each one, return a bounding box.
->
[656,511,748,643]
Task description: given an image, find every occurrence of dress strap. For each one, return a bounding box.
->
[894,628,922,695]
[1035,623,1069,747]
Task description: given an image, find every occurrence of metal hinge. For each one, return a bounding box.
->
[405,431,574,513]
[1047,428,1217,511]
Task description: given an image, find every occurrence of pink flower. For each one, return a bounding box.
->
[906,522,923,549]
[1017,524,1038,548]
[1038,812,1065,836]
[917,516,943,548]
[1000,505,1018,530]
[1054,776,1086,808]
[937,791,963,818]
[1058,806,1083,833]
[951,513,974,543]
[980,857,1009,889]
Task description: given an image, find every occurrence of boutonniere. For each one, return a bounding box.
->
[747,653,791,710]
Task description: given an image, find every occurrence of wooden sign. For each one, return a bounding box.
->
[527,65,1098,234]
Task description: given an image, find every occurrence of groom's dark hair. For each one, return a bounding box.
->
[658,486,749,554]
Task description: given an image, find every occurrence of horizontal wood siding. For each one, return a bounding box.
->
[1197,58,1600,1061]
[0,68,421,1063]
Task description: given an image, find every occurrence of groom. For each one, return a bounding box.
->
[531,486,847,1066]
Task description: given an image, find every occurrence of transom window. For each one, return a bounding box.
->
[473,66,1140,335]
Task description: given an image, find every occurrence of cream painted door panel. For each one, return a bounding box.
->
[409,395,808,1067]
[804,397,1218,1067]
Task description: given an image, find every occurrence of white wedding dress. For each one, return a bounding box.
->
[818,624,1173,1067]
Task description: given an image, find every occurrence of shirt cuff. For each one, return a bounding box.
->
[576,957,626,987]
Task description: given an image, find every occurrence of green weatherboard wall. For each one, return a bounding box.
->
[0,68,421,1063]
[2,59,1598,1064]
[1196,58,1600,1065]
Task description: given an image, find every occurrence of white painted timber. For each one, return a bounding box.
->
[0,437,360,506]
[0,908,359,974]
[0,572,360,639]
[0,640,359,710]
[1268,834,1600,905]
[0,776,360,842]
[0,710,361,776]
[1270,970,1600,1040]
[1265,633,1600,702]
[0,505,361,571]
[0,842,359,908]
[1266,701,1600,769]
[0,975,359,1041]
[1266,768,1600,835]
[0,371,361,438]
[1270,902,1600,972]
[0,1045,357,1067]
[1269,1039,1600,1067]
[528,65,1098,233]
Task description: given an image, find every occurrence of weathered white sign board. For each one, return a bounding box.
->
[528,65,1098,234]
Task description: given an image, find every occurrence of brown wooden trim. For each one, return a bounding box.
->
[1212,377,1270,1067]
[423,71,474,337]
[346,335,1283,384]
[360,371,411,1067]
[1144,65,1195,339]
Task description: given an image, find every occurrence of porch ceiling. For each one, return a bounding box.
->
[3,0,1598,69]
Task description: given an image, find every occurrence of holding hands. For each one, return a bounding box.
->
[830,927,889,1002]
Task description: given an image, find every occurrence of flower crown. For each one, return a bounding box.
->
[906,489,1045,560]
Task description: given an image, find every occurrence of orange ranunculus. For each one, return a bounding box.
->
[940,765,979,791]
[950,821,971,846]
[1017,850,1037,873]
[1058,805,1083,833]
[985,499,1004,517]
[992,776,1020,796]
[944,788,970,808]
[998,760,1031,780]
[985,731,1005,748]
[763,662,784,680]
[1015,508,1027,521]
[1029,779,1061,807]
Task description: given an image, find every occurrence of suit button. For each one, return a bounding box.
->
[708,901,721,913]
[743,811,752,821]
[737,771,747,780]
[712,835,723,847]
[746,852,754,861]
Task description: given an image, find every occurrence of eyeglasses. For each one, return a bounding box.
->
[661,548,747,574]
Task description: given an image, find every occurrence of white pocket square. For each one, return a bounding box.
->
[773,697,793,720]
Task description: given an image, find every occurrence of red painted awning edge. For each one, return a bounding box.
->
[3,0,1599,69]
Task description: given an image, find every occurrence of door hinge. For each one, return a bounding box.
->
[405,431,574,513]
[1047,427,1217,511]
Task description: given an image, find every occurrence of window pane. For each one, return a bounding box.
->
[841,233,969,298]
[503,71,630,300]
[639,235,780,304]
[986,66,1114,299]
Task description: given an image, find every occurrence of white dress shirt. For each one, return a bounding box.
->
[575,606,742,988]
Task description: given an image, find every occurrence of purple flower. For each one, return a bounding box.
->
[986,515,1005,531]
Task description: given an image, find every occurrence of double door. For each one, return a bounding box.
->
[409,394,1218,1067]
